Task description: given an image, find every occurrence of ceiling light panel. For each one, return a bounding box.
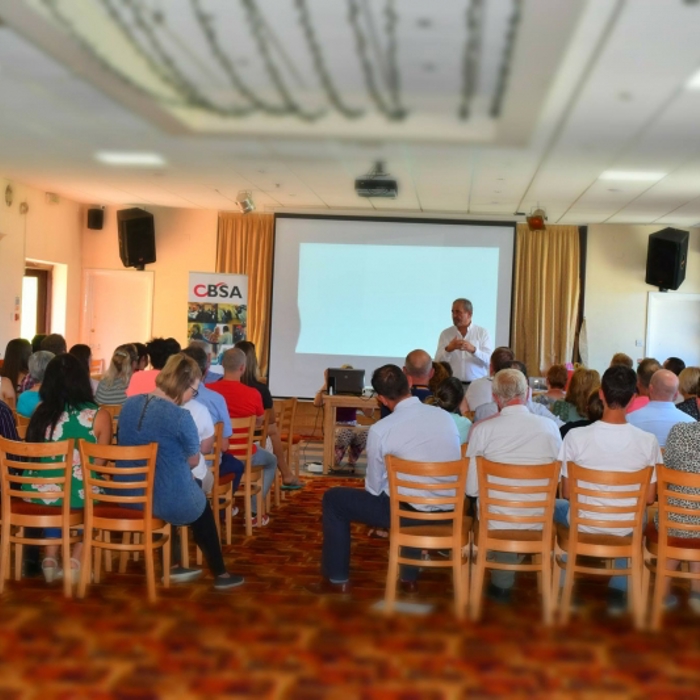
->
[95,151,166,167]
[598,171,666,181]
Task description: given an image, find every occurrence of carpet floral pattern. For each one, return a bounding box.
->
[0,476,699,698]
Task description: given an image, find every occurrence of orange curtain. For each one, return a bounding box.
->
[216,213,274,374]
[511,224,580,376]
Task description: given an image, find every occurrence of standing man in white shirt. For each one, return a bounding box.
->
[435,298,492,385]
[307,364,461,595]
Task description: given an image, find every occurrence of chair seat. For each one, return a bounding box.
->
[644,521,700,552]
[398,518,471,540]
[218,473,235,487]
[11,499,82,517]
[474,520,547,542]
[279,433,303,445]
[556,523,633,549]
[93,505,149,520]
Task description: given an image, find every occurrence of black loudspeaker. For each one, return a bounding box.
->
[117,208,156,270]
[87,207,104,230]
[645,227,689,291]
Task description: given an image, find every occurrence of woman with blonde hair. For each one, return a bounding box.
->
[552,367,601,423]
[95,344,137,405]
[117,353,244,589]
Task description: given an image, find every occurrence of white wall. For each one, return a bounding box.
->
[584,224,700,373]
[81,206,218,348]
[0,180,83,352]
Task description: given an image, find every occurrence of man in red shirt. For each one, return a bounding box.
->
[207,347,277,526]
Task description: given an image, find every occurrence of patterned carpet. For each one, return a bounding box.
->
[1,476,700,699]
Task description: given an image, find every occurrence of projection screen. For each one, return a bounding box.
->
[268,215,515,398]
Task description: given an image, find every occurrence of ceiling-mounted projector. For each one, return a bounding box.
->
[355,161,398,198]
[236,190,255,214]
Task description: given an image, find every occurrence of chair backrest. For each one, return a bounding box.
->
[0,436,74,515]
[204,421,224,485]
[277,398,298,438]
[254,409,272,446]
[476,457,560,530]
[656,464,700,540]
[567,462,652,538]
[12,410,30,439]
[229,415,256,465]
[78,440,158,520]
[385,455,468,528]
[90,359,105,377]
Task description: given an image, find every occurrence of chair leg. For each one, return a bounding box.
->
[180,526,189,569]
[225,495,233,545]
[0,521,11,593]
[162,527,171,588]
[631,556,645,630]
[119,533,131,573]
[651,555,667,631]
[145,539,156,603]
[103,531,112,573]
[453,549,466,620]
[540,551,553,625]
[244,484,253,537]
[14,530,23,582]
[384,541,399,615]
[560,552,576,626]
[78,535,91,599]
[61,529,72,598]
[469,544,487,621]
[534,553,542,593]
[94,533,103,584]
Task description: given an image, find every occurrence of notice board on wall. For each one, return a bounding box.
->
[646,292,700,366]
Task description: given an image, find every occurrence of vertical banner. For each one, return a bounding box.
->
[188,272,248,366]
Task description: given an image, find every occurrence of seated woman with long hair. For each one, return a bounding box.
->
[533,363,568,410]
[0,338,31,408]
[552,367,600,423]
[23,354,112,583]
[116,353,244,589]
[426,377,471,444]
[16,350,54,417]
[235,340,303,488]
[95,344,138,405]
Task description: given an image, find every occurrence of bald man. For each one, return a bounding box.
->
[379,349,434,418]
[626,369,695,447]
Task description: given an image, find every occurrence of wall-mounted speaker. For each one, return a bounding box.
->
[645,227,689,291]
[87,207,104,230]
[117,208,156,270]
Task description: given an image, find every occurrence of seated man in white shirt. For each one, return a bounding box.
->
[465,346,514,412]
[308,364,461,595]
[556,364,661,614]
[466,368,562,602]
[626,369,695,447]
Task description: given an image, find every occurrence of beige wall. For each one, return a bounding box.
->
[81,206,218,346]
[584,224,700,373]
[0,180,82,351]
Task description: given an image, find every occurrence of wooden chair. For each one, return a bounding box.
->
[277,398,300,477]
[99,404,123,443]
[12,410,30,439]
[181,422,229,567]
[231,416,264,537]
[384,455,471,618]
[643,464,700,630]
[90,358,105,377]
[471,458,560,624]
[0,437,79,598]
[553,463,652,628]
[254,409,280,509]
[77,440,171,602]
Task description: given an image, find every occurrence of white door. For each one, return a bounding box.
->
[81,269,154,366]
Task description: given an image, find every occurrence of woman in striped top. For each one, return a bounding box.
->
[95,344,137,405]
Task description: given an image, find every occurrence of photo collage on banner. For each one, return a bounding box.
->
[188,272,248,366]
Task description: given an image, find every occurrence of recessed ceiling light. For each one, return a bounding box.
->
[687,67,700,89]
[599,170,665,182]
[95,151,166,167]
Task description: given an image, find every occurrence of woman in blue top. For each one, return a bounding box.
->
[117,353,244,590]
